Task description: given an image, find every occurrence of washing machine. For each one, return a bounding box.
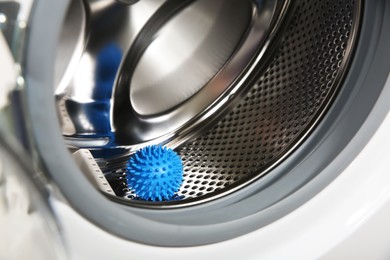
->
[1,0,390,259]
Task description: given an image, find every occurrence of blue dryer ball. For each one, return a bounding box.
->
[126,145,184,201]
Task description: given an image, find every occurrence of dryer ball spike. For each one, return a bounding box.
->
[126,145,184,201]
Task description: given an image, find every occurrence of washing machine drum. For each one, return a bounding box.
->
[12,0,390,247]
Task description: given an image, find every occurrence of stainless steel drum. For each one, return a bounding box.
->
[51,0,362,208]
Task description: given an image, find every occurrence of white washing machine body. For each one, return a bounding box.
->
[1,0,390,259]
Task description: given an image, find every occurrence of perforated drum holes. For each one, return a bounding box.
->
[99,0,359,206]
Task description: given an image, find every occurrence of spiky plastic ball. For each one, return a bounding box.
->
[126,145,183,201]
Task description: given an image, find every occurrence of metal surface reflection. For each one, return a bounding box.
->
[114,0,282,147]
[56,0,164,148]
[60,43,121,139]
[129,0,251,116]
[55,0,287,151]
